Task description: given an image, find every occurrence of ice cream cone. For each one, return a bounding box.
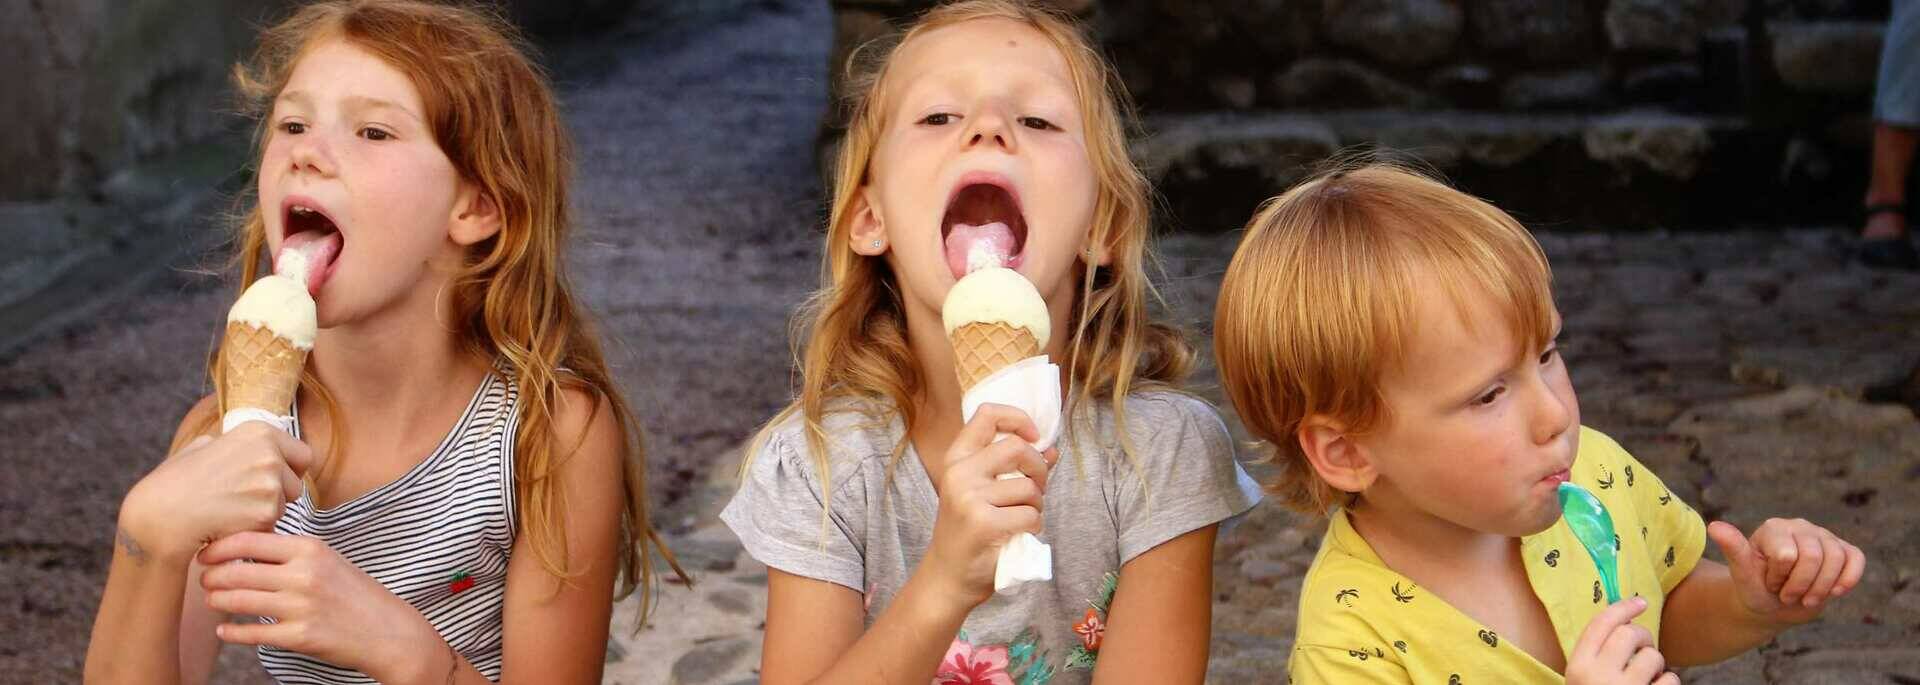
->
[952,321,1040,390]
[223,321,306,416]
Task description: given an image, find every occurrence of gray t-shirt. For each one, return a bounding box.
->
[721,391,1262,684]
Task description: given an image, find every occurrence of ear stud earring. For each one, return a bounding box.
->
[872,240,883,249]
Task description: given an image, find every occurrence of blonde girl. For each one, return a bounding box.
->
[721,2,1259,683]
[86,2,679,683]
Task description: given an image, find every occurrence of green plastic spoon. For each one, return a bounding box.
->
[1558,481,1621,604]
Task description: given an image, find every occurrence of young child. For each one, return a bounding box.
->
[720,1,1260,682]
[1212,163,1868,683]
[85,2,681,683]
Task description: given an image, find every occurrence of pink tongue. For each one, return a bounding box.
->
[943,221,1015,277]
[277,231,341,296]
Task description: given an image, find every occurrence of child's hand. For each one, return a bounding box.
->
[199,531,444,682]
[1707,519,1866,625]
[1566,597,1679,685]
[119,424,312,564]
[924,403,1056,609]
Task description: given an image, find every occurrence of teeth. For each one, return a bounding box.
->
[291,206,315,216]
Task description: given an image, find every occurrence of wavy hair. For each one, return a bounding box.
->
[199,0,684,620]
[748,0,1192,504]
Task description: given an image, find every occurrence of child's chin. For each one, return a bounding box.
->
[1510,505,1564,537]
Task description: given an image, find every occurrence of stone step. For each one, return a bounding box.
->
[1135,109,1870,233]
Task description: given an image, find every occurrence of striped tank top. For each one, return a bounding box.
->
[260,367,519,683]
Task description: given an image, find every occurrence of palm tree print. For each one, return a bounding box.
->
[1335,588,1359,607]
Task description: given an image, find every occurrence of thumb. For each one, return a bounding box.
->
[1708,521,1759,579]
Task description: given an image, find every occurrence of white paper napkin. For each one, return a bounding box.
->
[959,354,1060,592]
[221,408,294,434]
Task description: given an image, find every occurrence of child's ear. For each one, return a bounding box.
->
[1298,415,1377,495]
[1080,230,1114,267]
[449,184,503,247]
[847,186,889,256]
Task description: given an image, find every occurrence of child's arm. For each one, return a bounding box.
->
[85,398,305,685]
[490,387,627,683]
[1659,519,1865,666]
[757,406,1054,685]
[199,387,626,684]
[1091,525,1216,682]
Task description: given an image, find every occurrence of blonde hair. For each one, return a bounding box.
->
[749,0,1191,491]
[200,0,683,620]
[1213,161,1556,514]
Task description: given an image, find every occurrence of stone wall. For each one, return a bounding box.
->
[826,0,1894,230]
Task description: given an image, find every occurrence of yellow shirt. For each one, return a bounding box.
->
[1289,427,1706,684]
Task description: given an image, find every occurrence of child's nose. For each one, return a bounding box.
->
[287,133,338,177]
[963,110,1014,153]
[1530,381,1574,445]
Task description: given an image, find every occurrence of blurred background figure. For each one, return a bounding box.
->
[1863,0,1920,269]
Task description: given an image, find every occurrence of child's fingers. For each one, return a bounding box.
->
[266,430,314,477]
[215,620,293,648]
[1706,521,1762,587]
[1757,525,1799,594]
[1653,671,1682,685]
[1598,622,1655,669]
[205,588,291,618]
[971,439,1050,489]
[1623,645,1667,682]
[981,475,1043,512]
[201,558,288,592]
[985,505,1043,537]
[280,463,305,505]
[954,404,1040,451]
[1834,542,1867,596]
[1800,535,1849,606]
[1572,596,1646,660]
[1777,531,1826,604]
[198,531,304,566]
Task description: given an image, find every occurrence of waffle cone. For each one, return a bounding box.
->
[951,322,1040,391]
[222,321,306,415]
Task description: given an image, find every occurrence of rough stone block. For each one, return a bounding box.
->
[1269,58,1435,108]
[1584,112,1713,179]
[1322,0,1464,67]
[1606,0,1707,54]
[1470,0,1602,65]
[1770,21,1884,94]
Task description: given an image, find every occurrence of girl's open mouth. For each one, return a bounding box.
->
[279,198,344,295]
[940,177,1028,279]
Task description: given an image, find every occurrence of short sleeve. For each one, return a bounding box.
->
[1290,644,1411,684]
[719,430,866,592]
[1113,394,1263,562]
[1586,427,1706,593]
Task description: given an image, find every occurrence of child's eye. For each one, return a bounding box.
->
[1539,347,1559,365]
[918,112,957,126]
[1474,387,1506,406]
[359,127,393,141]
[278,121,307,135]
[1018,116,1056,131]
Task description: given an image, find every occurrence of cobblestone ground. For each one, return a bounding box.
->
[5,2,1919,684]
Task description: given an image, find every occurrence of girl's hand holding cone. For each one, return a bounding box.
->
[922,404,1057,609]
[118,423,312,566]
